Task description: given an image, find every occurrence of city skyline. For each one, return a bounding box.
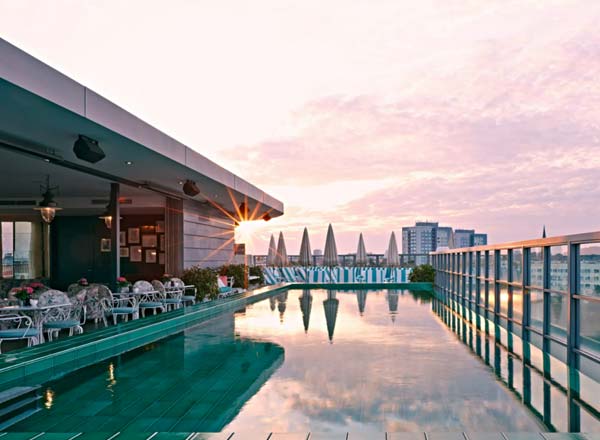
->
[2,1,600,254]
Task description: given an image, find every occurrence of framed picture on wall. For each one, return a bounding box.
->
[119,231,126,246]
[159,234,165,251]
[130,246,142,262]
[120,247,129,258]
[145,249,157,263]
[100,238,111,253]
[159,252,165,265]
[156,221,165,233]
[128,228,140,244]
[142,234,157,248]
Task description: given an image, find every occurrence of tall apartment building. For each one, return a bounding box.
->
[402,222,488,262]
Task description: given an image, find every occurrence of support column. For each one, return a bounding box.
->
[109,183,120,290]
[165,197,184,276]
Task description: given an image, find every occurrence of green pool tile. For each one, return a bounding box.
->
[152,434,195,439]
[33,434,81,440]
[583,436,600,440]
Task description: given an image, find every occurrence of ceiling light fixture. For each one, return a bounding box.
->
[33,175,62,223]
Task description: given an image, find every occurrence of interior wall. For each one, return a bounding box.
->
[50,216,112,290]
[119,214,165,282]
[183,200,235,269]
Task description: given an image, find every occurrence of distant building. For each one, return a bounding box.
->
[474,233,488,246]
[436,227,454,249]
[401,221,488,262]
[453,229,475,248]
[313,249,323,256]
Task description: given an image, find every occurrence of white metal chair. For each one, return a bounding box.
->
[133,280,165,317]
[152,280,182,311]
[166,278,196,306]
[101,289,139,325]
[0,314,39,353]
[39,290,85,341]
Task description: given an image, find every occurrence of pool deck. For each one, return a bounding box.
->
[0,431,596,439]
[0,283,430,390]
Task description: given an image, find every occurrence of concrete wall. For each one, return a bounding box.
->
[183,200,235,269]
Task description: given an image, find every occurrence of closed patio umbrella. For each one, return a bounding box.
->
[299,289,312,333]
[298,227,312,266]
[275,231,289,266]
[386,231,400,266]
[323,290,339,343]
[323,224,339,267]
[355,233,368,266]
[267,234,277,266]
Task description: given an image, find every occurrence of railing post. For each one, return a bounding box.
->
[567,242,580,432]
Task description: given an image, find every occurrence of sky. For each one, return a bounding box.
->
[1,0,600,255]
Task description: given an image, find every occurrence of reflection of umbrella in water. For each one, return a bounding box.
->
[299,289,313,333]
[356,290,368,316]
[277,291,288,323]
[387,289,399,322]
[269,295,277,311]
[323,224,339,267]
[275,232,289,267]
[298,227,312,267]
[355,233,368,266]
[323,290,339,343]
[267,234,277,266]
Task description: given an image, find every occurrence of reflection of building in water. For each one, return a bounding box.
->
[323,290,339,343]
[269,296,277,311]
[299,290,313,333]
[356,290,368,316]
[277,291,288,323]
[387,290,399,323]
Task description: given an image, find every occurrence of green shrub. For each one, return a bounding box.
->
[218,264,247,288]
[182,266,218,301]
[248,265,264,285]
[409,264,435,283]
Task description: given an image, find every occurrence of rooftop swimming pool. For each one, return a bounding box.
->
[6,288,599,435]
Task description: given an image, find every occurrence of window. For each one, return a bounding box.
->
[1,221,44,279]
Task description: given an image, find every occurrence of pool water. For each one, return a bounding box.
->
[12,289,552,433]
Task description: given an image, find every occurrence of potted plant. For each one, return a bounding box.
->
[78,277,89,287]
[27,282,47,296]
[116,276,130,293]
[161,273,173,284]
[11,286,34,306]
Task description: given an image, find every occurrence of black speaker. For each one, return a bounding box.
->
[73,135,105,163]
[183,180,200,197]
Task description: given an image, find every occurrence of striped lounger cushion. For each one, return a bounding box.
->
[280,267,297,282]
[263,267,278,285]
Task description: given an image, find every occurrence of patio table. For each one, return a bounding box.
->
[0,303,68,343]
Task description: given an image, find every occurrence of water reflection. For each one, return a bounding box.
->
[299,289,313,333]
[227,289,543,434]
[433,298,600,433]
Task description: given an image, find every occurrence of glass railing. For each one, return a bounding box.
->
[431,231,600,431]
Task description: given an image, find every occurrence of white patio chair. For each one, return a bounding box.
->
[133,280,165,317]
[0,314,39,353]
[39,290,86,341]
[101,289,139,325]
[152,280,182,311]
[166,278,196,306]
